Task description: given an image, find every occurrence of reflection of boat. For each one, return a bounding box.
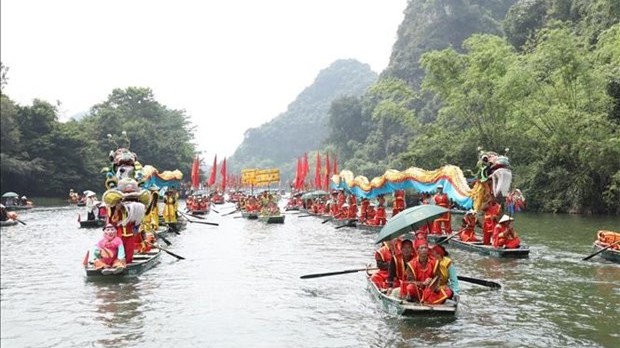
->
[241,211,258,220]
[85,249,161,279]
[0,220,18,227]
[258,215,285,224]
[448,239,529,258]
[593,241,620,263]
[366,276,458,317]
[80,219,105,228]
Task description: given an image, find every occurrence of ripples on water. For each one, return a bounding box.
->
[1,206,619,347]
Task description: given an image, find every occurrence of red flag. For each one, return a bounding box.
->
[324,153,331,190]
[220,157,227,192]
[314,152,321,189]
[333,155,338,175]
[208,155,217,186]
[294,157,301,190]
[191,155,200,189]
[302,152,309,188]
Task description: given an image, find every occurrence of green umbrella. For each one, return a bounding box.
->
[375,205,449,244]
[1,192,19,198]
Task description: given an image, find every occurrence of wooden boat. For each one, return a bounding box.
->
[0,220,18,227]
[211,196,225,205]
[427,235,448,244]
[258,215,285,224]
[284,206,300,211]
[241,211,259,220]
[448,238,529,258]
[366,276,458,317]
[356,223,382,233]
[85,249,161,279]
[79,219,105,228]
[5,205,33,211]
[188,209,209,215]
[593,241,620,263]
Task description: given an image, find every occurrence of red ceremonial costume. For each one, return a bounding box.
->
[370,243,392,289]
[483,201,501,245]
[405,255,439,301]
[431,191,452,234]
[492,222,521,248]
[460,213,479,242]
[392,190,406,217]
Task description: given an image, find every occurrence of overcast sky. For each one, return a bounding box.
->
[1,0,407,158]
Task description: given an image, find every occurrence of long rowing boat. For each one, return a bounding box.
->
[448,238,530,258]
[241,211,259,220]
[258,215,285,224]
[79,219,105,228]
[593,241,620,263]
[366,276,458,317]
[84,249,161,279]
[0,220,18,227]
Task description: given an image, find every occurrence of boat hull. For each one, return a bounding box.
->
[448,239,530,258]
[0,220,18,227]
[79,219,105,228]
[594,242,620,263]
[241,211,259,220]
[258,215,285,224]
[367,276,457,317]
[5,206,33,211]
[85,250,161,279]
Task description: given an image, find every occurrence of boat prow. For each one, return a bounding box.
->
[258,215,285,223]
[366,276,458,317]
[593,241,620,263]
[0,220,19,227]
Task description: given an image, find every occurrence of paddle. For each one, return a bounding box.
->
[157,234,172,246]
[335,219,357,230]
[457,275,501,289]
[16,219,27,226]
[178,211,219,226]
[437,229,464,245]
[322,216,334,224]
[297,214,313,218]
[300,267,379,279]
[161,222,181,235]
[148,243,185,260]
[582,241,620,261]
[188,213,206,220]
[223,209,240,216]
[210,204,220,214]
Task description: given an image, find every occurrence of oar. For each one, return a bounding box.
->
[161,222,181,235]
[210,204,220,214]
[157,234,172,246]
[582,241,620,261]
[437,229,464,245]
[335,219,357,230]
[148,243,185,260]
[297,214,314,218]
[223,209,240,216]
[300,267,378,279]
[178,211,219,226]
[16,219,27,226]
[457,275,501,289]
[322,216,334,224]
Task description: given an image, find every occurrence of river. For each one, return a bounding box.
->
[1,203,619,347]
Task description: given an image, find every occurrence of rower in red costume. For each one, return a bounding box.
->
[431,185,452,235]
[392,190,406,217]
[482,196,502,245]
[386,239,415,298]
[369,242,393,289]
[359,198,370,223]
[459,210,480,242]
[405,240,439,302]
[347,195,358,219]
[492,215,521,248]
[371,195,387,226]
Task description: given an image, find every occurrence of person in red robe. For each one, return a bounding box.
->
[459,210,480,242]
[386,239,415,296]
[492,215,521,248]
[431,185,452,235]
[359,198,370,223]
[482,196,502,245]
[404,240,439,302]
[392,190,406,217]
[347,195,358,219]
[371,203,387,226]
[365,204,376,223]
[370,242,393,289]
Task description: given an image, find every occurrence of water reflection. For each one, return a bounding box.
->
[90,281,145,347]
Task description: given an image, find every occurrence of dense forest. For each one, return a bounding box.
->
[0,71,197,196]
[1,0,618,214]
